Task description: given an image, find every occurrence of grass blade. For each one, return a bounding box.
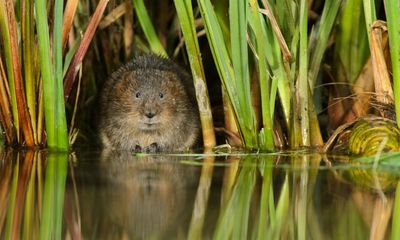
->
[0,0,19,142]
[384,0,400,127]
[0,151,12,235]
[258,1,292,128]
[363,0,377,46]
[214,159,256,240]
[335,0,369,83]
[0,58,13,143]
[4,0,34,146]
[370,22,393,105]
[39,153,68,239]
[260,1,292,62]
[22,153,37,240]
[63,0,109,102]
[34,0,56,148]
[62,0,79,49]
[187,155,214,239]
[4,154,19,240]
[21,0,37,144]
[296,0,310,146]
[54,0,68,149]
[230,0,259,148]
[198,0,257,148]
[268,174,290,239]
[132,0,167,56]
[35,0,68,149]
[392,182,400,240]
[308,0,343,89]
[257,158,273,239]
[230,0,258,148]
[249,1,274,149]
[173,0,216,148]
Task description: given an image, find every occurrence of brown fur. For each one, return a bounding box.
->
[98,54,200,152]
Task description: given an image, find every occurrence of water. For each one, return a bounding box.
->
[0,149,399,239]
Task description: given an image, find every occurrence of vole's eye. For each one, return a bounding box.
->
[159,92,164,99]
[135,92,141,99]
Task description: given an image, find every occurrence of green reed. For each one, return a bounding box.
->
[35,0,68,150]
[0,151,68,240]
[40,153,68,240]
[173,0,216,148]
[384,0,400,128]
[392,182,400,240]
[197,0,266,149]
[4,153,19,240]
[0,0,399,151]
[197,0,325,149]
[0,1,19,143]
[22,0,37,144]
[132,0,167,56]
[212,156,291,240]
[0,0,107,149]
[214,158,256,239]
[334,0,369,83]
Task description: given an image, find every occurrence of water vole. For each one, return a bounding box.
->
[98,54,200,152]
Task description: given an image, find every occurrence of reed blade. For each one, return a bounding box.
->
[0,0,19,143]
[39,153,68,240]
[384,0,400,127]
[132,0,167,56]
[0,58,13,143]
[308,0,343,89]
[363,0,377,46]
[335,0,369,83]
[257,158,273,239]
[35,0,68,149]
[21,0,37,144]
[249,1,274,149]
[297,0,310,146]
[258,0,291,128]
[63,0,109,102]
[230,0,258,148]
[4,156,19,240]
[62,0,79,49]
[173,0,216,148]
[392,182,400,240]
[198,0,260,148]
[213,159,256,240]
[54,0,68,149]
[5,0,34,146]
[197,0,240,138]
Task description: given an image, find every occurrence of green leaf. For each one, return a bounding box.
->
[132,0,167,56]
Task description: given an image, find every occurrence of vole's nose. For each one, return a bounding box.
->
[145,110,156,119]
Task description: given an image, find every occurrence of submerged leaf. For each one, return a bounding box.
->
[349,117,400,155]
[327,116,400,156]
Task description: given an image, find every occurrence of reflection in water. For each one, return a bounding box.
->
[73,151,200,239]
[0,150,400,239]
[0,150,68,240]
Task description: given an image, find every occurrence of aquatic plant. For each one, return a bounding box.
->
[0,0,108,150]
[0,150,68,240]
[0,0,400,152]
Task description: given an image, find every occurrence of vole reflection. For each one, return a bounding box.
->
[71,151,200,239]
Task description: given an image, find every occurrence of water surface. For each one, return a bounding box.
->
[0,149,399,239]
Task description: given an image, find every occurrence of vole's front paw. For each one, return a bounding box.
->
[133,145,142,153]
[146,143,160,153]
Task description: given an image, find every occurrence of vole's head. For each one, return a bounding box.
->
[116,69,189,132]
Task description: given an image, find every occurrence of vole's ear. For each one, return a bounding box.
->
[163,71,180,88]
[116,71,134,92]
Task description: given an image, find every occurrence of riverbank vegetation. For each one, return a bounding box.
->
[0,0,399,152]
